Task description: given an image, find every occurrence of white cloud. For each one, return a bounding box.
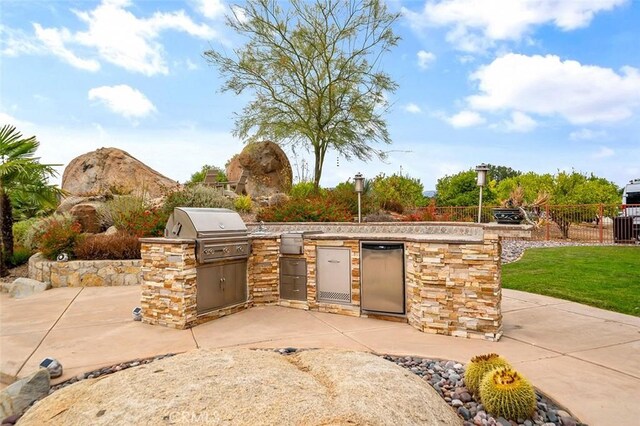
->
[186,59,199,70]
[195,0,226,19]
[9,0,217,76]
[231,6,248,24]
[404,0,627,52]
[503,111,537,132]
[88,85,157,119]
[404,103,422,114]
[33,24,101,72]
[445,110,486,128]
[569,128,607,141]
[592,146,615,159]
[0,112,33,129]
[467,54,640,124]
[417,50,436,70]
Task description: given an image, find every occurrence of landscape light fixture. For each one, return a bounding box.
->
[475,163,490,224]
[354,172,365,223]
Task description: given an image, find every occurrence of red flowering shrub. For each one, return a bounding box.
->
[257,196,352,222]
[117,208,167,238]
[38,217,83,260]
[402,200,452,222]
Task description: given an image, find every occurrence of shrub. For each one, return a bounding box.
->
[37,216,83,260]
[12,218,38,247]
[268,192,290,207]
[256,196,352,222]
[370,173,426,213]
[234,195,253,213]
[479,367,536,420]
[402,200,452,222]
[98,196,166,238]
[161,184,234,216]
[289,181,318,199]
[364,211,397,222]
[9,246,32,266]
[74,232,141,260]
[23,213,76,252]
[464,353,511,395]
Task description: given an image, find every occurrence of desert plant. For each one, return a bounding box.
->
[370,173,426,213]
[9,246,33,266]
[479,367,536,420]
[12,218,38,248]
[363,211,397,222]
[98,196,165,238]
[234,195,253,213]
[268,192,290,207]
[37,216,82,260]
[73,232,140,260]
[161,184,233,215]
[464,353,511,395]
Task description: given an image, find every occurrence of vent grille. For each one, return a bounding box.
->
[318,291,350,303]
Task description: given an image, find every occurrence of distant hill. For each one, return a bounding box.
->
[423,190,436,198]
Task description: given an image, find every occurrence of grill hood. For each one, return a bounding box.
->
[164,207,247,239]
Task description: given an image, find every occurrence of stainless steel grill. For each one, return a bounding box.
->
[164,207,249,314]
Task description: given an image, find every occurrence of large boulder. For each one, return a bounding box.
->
[69,203,102,233]
[6,278,50,299]
[61,148,180,198]
[0,368,50,420]
[226,141,292,198]
[18,349,461,426]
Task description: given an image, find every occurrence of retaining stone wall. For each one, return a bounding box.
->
[28,253,141,288]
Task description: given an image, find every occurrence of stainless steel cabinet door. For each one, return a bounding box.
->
[224,260,247,307]
[196,264,225,313]
[316,247,351,304]
[361,244,404,314]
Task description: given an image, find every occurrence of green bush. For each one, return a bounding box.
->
[289,182,319,199]
[162,185,234,215]
[37,216,83,260]
[234,195,253,213]
[12,218,38,247]
[370,173,426,213]
[256,196,351,222]
[9,246,32,266]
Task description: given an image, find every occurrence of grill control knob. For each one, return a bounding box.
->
[223,247,229,254]
[236,246,243,252]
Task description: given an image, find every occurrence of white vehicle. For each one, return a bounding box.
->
[621,178,640,236]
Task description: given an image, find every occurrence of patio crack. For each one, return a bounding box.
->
[16,287,85,378]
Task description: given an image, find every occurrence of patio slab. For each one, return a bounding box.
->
[0,287,638,425]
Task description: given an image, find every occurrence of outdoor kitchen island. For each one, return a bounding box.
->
[140,219,531,342]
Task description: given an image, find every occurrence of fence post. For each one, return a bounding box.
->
[545,204,550,241]
[599,203,604,243]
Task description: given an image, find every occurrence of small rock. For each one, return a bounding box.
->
[451,398,463,407]
[558,415,576,426]
[454,363,463,369]
[7,278,49,299]
[458,407,472,420]
[546,411,558,423]
[496,417,511,426]
[524,420,533,426]
[1,414,20,425]
[459,392,472,402]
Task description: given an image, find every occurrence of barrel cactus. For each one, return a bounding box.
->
[464,353,511,395]
[479,367,536,420]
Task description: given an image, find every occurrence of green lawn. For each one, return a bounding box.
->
[502,246,640,316]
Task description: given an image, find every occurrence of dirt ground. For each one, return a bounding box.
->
[0,263,29,284]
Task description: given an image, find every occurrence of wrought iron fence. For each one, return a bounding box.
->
[415,204,640,243]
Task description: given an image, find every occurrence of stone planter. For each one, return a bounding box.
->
[492,208,524,225]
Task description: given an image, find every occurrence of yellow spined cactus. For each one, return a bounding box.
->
[464,353,511,395]
[479,367,537,421]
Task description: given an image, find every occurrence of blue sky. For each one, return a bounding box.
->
[1,0,639,191]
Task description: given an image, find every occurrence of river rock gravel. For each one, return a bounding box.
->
[501,240,614,264]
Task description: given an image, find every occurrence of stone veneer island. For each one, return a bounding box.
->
[140,222,532,341]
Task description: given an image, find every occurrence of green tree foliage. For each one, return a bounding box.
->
[370,173,426,213]
[187,164,227,186]
[488,164,521,183]
[205,0,400,189]
[496,171,620,238]
[435,169,498,206]
[0,125,61,275]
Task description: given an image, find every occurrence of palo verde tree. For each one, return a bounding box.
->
[205,0,400,190]
[0,125,60,275]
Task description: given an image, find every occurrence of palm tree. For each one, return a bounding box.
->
[0,125,61,276]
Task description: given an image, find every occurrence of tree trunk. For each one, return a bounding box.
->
[313,146,323,191]
[0,187,8,276]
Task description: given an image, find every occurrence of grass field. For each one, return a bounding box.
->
[502,246,640,316]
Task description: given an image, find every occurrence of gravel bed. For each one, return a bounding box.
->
[501,240,615,264]
[32,349,582,426]
[384,354,583,426]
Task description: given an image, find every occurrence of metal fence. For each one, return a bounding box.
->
[416,204,640,243]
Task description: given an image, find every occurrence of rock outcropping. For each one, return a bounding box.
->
[18,349,461,426]
[61,148,179,198]
[226,141,292,198]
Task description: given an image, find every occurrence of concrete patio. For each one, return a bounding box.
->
[1,286,639,425]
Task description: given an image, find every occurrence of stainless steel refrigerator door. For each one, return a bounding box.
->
[361,244,405,314]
